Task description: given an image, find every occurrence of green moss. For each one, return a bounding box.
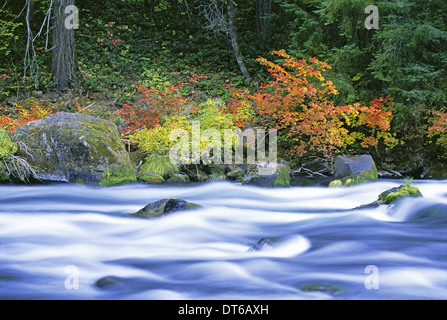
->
[329,162,378,187]
[226,169,245,182]
[138,174,165,184]
[329,179,343,187]
[99,164,136,186]
[274,166,290,187]
[75,178,84,185]
[378,184,423,204]
[0,129,17,158]
[0,169,8,182]
[167,175,189,184]
[209,171,226,181]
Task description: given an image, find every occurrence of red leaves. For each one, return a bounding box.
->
[428,110,447,133]
[111,75,204,136]
[233,50,397,159]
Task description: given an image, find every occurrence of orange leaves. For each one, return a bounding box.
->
[428,110,447,133]
[0,102,53,132]
[427,110,447,150]
[235,50,397,159]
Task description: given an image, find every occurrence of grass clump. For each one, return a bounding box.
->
[137,154,180,180]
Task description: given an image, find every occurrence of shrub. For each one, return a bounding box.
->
[111,75,204,136]
[130,99,241,164]
[427,110,447,155]
[232,50,397,160]
[130,115,191,156]
[0,101,53,132]
[0,128,17,159]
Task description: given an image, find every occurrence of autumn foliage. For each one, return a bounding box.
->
[427,110,447,151]
[231,50,397,159]
[0,102,53,132]
[111,74,204,136]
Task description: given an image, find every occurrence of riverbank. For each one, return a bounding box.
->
[1,111,446,188]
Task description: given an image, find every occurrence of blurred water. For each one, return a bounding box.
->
[0,180,446,300]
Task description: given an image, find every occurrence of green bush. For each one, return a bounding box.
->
[0,129,17,159]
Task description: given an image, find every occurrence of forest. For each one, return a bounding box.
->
[1,0,447,302]
[1,0,446,183]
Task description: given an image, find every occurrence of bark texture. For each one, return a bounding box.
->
[52,0,78,90]
[226,0,251,81]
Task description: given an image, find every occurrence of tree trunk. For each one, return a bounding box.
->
[52,0,78,90]
[256,0,272,44]
[226,0,251,81]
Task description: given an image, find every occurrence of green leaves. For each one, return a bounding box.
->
[0,129,17,159]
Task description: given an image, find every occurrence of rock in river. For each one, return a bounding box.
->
[329,154,378,187]
[133,198,202,218]
[12,112,135,186]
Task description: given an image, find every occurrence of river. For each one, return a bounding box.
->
[1,179,446,300]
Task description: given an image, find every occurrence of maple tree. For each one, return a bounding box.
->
[231,50,397,159]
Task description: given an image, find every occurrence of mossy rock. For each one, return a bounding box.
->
[378,184,422,204]
[329,159,378,187]
[133,198,202,218]
[138,174,165,184]
[99,164,136,186]
[226,169,245,182]
[166,174,190,184]
[12,112,134,185]
[273,166,290,187]
[210,173,227,181]
[299,283,345,296]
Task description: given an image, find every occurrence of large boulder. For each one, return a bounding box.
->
[329,155,378,187]
[12,112,135,185]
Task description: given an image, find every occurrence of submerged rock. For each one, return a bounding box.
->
[388,199,447,222]
[12,112,135,186]
[248,234,311,257]
[298,283,345,296]
[133,198,202,218]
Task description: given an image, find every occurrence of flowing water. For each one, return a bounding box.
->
[1,180,446,300]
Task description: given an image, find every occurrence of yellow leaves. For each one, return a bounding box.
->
[130,115,190,155]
